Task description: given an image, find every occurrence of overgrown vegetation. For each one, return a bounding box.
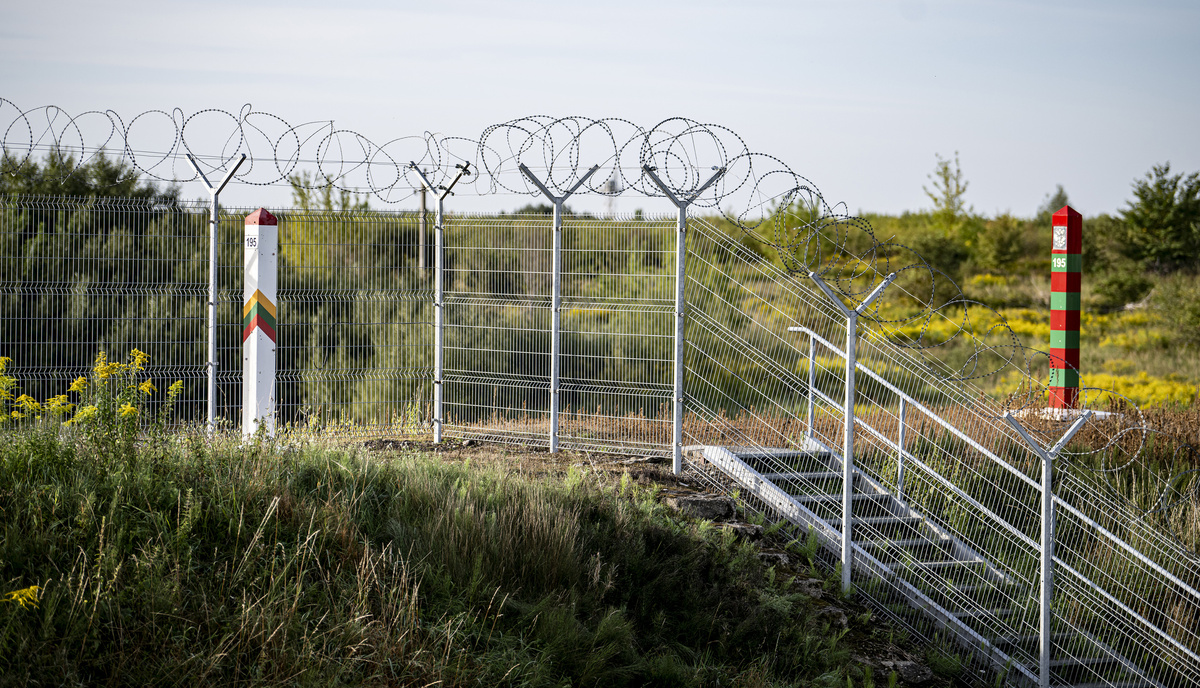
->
[0,354,943,687]
[795,155,1200,407]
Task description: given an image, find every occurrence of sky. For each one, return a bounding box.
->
[2,0,1198,217]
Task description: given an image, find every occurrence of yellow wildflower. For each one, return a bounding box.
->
[119,403,138,418]
[138,380,156,395]
[45,394,75,416]
[0,364,13,401]
[167,380,184,397]
[68,376,88,393]
[129,348,149,371]
[3,585,40,610]
[92,351,123,381]
[69,405,98,426]
[15,394,42,415]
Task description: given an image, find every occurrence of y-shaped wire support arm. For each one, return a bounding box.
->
[517,163,601,454]
[410,162,472,443]
[187,152,246,435]
[642,165,727,476]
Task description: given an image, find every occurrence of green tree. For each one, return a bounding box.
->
[1119,163,1200,271]
[1,148,175,200]
[1152,273,1200,347]
[923,151,971,236]
[1036,184,1070,224]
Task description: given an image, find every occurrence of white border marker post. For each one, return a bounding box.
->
[242,208,278,438]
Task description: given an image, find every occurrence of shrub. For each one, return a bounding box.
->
[974,213,1024,270]
[906,225,970,282]
[1152,273,1200,347]
[1119,163,1200,271]
[1093,269,1154,311]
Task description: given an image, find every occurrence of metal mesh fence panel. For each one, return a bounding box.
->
[442,214,553,442]
[1,195,215,422]
[440,213,676,453]
[559,216,675,453]
[264,208,432,436]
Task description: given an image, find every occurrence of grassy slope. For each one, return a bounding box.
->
[0,428,958,688]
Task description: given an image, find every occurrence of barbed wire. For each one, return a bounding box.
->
[2,99,1194,519]
[0,102,809,212]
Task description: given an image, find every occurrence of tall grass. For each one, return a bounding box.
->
[0,417,889,686]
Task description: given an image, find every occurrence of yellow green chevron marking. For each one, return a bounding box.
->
[243,289,277,342]
[243,289,276,321]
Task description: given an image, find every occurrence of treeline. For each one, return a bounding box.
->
[854,157,1199,316]
[741,156,1199,356]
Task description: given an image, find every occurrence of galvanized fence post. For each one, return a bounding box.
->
[242,208,277,438]
[672,201,687,471]
[841,308,859,591]
[517,163,599,453]
[552,199,563,453]
[186,153,245,434]
[896,397,907,501]
[1004,410,1092,688]
[805,271,896,594]
[806,334,816,438]
[641,165,725,475]
[410,162,472,444]
[434,193,445,443]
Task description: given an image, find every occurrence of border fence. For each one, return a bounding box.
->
[3,193,1200,688]
[0,195,685,445]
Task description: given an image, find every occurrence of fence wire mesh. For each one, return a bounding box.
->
[267,207,432,435]
[2,195,215,422]
[679,215,1200,688]
[0,195,435,435]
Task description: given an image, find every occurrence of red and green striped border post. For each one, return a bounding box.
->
[1049,206,1081,410]
[243,208,278,437]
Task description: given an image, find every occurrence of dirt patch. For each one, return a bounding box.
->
[362,436,696,489]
